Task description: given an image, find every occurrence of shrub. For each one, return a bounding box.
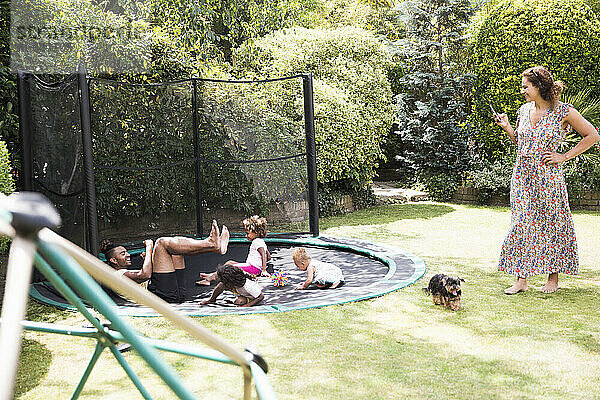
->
[469,0,600,159]
[564,159,600,196]
[468,152,514,204]
[0,141,14,196]
[0,140,14,253]
[232,26,393,199]
[420,172,459,202]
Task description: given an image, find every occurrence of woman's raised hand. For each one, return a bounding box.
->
[494,113,510,131]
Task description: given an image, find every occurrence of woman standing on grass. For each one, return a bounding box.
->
[494,66,599,294]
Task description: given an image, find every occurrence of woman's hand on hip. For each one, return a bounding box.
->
[542,151,567,165]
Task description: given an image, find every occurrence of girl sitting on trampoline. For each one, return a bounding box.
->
[196,215,271,286]
[293,247,345,289]
[200,264,264,307]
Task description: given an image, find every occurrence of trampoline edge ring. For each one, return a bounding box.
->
[29,236,427,317]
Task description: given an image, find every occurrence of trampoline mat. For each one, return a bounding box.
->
[29,236,426,316]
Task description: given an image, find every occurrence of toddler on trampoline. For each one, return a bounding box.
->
[196,215,271,286]
[293,247,344,290]
[200,264,264,307]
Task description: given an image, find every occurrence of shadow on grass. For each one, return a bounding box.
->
[416,260,600,356]
[269,304,548,400]
[321,203,456,229]
[15,338,52,398]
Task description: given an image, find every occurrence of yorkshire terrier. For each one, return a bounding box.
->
[423,274,464,311]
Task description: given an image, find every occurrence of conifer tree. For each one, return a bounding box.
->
[392,0,474,199]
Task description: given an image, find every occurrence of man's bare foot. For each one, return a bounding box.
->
[219,226,229,255]
[541,273,559,293]
[209,219,220,249]
[504,279,528,295]
[330,281,340,289]
[195,279,211,286]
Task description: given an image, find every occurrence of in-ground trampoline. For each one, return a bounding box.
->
[19,67,426,317]
[30,236,425,316]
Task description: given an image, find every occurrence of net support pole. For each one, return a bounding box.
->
[302,74,319,236]
[192,78,203,237]
[17,71,33,191]
[77,62,99,256]
[0,237,36,400]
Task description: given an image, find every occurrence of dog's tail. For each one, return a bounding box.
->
[422,287,430,295]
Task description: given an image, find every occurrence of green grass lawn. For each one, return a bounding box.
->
[10,202,600,399]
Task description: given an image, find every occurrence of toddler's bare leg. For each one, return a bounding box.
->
[196,271,218,286]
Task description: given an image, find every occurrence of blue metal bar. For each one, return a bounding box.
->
[250,362,278,400]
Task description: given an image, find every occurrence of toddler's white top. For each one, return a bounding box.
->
[246,238,267,267]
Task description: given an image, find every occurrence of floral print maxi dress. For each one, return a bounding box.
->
[498,101,578,277]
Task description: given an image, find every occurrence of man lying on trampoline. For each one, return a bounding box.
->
[101,220,229,303]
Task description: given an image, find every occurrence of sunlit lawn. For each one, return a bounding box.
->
[10,202,600,399]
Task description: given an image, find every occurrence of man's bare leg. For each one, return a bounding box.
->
[173,255,185,270]
[154,220,229,258]
[152,237,177,273]
[151,221,229,273]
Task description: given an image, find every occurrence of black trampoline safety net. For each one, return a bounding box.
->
[19,69,318,253]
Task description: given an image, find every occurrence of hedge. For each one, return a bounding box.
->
[469,0,600,159]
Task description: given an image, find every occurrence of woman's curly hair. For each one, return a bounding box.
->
[522,66,564,105]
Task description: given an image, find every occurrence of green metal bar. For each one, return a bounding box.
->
[140,337,238,366]
[70,341,106,400]
[37,240,198,400]
[33,254,106,333]
[14,320,99,338]
[16,319,238,367]
[107,343,153,400]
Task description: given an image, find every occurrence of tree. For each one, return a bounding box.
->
[233,26,393,192]
[392,0,474,199]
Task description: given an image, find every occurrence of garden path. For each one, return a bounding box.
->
[372,181,429,203]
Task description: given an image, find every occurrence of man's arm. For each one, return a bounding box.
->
[122,239,153,283]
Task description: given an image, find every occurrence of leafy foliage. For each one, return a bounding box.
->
[560,89,600,165]
[391,0,474,196]
[468,152,514,204]
[0,141,14,196]
[0,0,19,174]
[233,26,394,192]
[0,140,14,252]
[469,0,600,159]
